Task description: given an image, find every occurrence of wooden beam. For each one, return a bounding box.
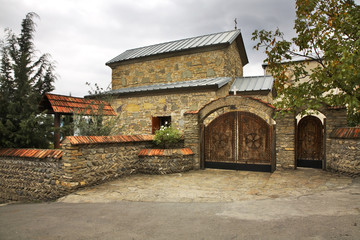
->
[54,113,61,149]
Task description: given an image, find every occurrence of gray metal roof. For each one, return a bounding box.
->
[230,75,274,93]
[107,29,248,65]
[101,77,231,95]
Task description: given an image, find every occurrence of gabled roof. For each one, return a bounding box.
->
[230,75,274,93]
[97,77,231,96]
[106,29,248,66]
[40,93,116,116]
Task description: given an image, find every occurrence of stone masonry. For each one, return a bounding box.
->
[327,127,360,176]
[112,89,219,135]
[138,148,194,174]
[0,135,197,203]
[0,155,68,202]
[110,41,243,90]
[275,112,296,169]
[60,136,153,188]
[107,37,245,135]
[328,137,360,176]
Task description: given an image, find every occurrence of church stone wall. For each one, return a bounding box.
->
[110,42,243,90]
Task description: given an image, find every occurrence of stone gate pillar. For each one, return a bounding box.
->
[275,112,296,169]
[184,111,201,169]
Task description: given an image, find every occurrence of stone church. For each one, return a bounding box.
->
[102,29,274,135]
[93,29,354,173]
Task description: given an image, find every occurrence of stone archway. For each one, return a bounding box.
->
[184,95,276,172]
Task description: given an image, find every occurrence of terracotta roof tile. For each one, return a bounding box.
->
[41,93,116,116]
[330,127,360,139]
[138,148,194,157]
[65,135,154,145]
[0,148,63,159]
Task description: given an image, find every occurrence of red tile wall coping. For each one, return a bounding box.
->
[64,135,155,145]
[330,127,360,139]
[0,148,63,159]
[138,148,194,156]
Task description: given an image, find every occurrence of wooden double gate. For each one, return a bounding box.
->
[203,111,275,172]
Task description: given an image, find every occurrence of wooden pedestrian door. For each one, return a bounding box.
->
[296,116,324,169]
[204,112,274,172]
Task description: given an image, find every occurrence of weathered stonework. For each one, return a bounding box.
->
[111,89,219,135]
[0,136,197,203]
[322,108,348,167]
[327,127,360,176]
[0,156,68,202]
[111,42,243,90]
[60,138,153,188]
[138,148,194,174]
[198,95,275,125]
[275,113,296,169]
[274,107,351,170]
[327,138,360,176]
[184,112,201,169]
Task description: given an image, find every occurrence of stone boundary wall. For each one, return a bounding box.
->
[138,148,194,174]
[0,135,196,203]
[0,149,68,203]
[60,137,153,188]
[327,127,360,176]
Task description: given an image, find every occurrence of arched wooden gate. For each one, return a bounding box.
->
[203,111,275,172]
[296,116,324,169]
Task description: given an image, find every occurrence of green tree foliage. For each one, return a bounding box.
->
[252,0,360,125]
[0,13,56,148]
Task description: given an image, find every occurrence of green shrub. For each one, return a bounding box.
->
[153,125,182,148]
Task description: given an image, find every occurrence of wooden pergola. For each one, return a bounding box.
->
[39,93,116,148]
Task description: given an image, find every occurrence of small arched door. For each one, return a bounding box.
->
[296,116,324,168]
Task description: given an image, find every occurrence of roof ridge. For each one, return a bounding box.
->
[123,29,240,52]
[46,93,83,99]
[106,29,243,65]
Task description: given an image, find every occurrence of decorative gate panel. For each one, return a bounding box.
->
[238,113,271,164]
[205,112,236,163]
[204,111,273,172]
[297,116,323,168]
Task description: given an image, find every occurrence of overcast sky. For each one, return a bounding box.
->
[2,0,356,97]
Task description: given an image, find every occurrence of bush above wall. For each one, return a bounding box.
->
[153,126,182,149]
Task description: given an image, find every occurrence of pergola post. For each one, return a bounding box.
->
[54,113,61,149]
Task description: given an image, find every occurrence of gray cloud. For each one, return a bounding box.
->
[0,0,298,97]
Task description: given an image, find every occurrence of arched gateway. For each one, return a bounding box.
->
[296,116,324,168]
[204,111,274,172]
[191,95,276,172]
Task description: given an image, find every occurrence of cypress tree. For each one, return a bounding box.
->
[0,12,56,148]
